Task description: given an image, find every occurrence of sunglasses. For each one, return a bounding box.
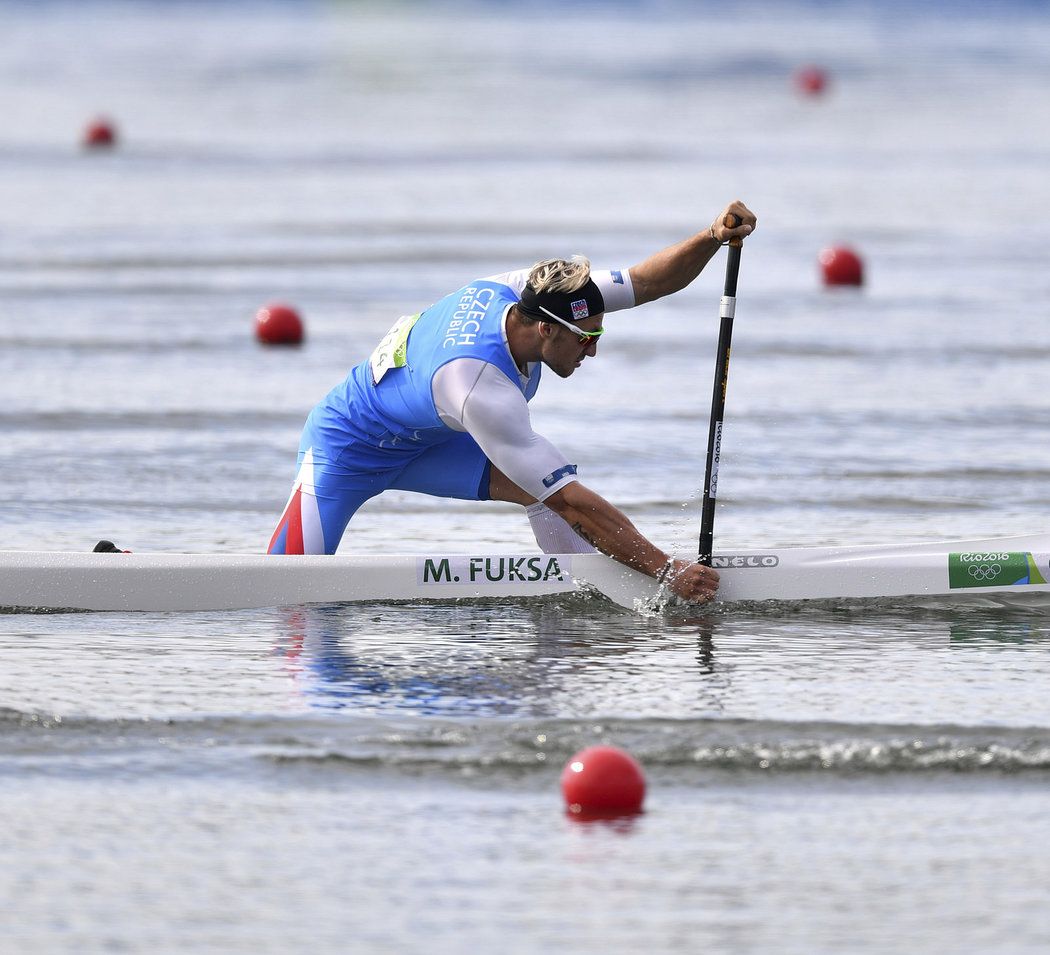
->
[535,304,604,342]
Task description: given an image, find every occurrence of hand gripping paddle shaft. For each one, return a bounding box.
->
[698,215,744,566]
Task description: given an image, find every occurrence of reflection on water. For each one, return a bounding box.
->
[948,621,1045,645]
[264,597,1050,724]
[271,598,676,716]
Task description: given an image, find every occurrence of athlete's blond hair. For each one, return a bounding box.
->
[526,255,592,295]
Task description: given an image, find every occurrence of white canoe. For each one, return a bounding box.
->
[2,532,1050,612]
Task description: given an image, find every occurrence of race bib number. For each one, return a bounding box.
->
[369,313,420,384]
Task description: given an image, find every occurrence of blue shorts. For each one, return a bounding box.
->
[268,409,491,555]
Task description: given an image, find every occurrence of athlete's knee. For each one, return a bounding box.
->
[267,482,331,554]
[267,524,332,555]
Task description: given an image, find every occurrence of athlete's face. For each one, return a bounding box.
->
[541,315,603,378]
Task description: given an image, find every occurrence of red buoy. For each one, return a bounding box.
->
[561,746,646,817]
[255,303,305,345]
[794,65,829,97]
[82,117,117,149]
[818,245,864,287]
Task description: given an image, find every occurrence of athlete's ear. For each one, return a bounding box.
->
[539,321,555,339]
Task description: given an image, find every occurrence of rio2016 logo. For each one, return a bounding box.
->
[948,551,1046,589]
[967,562,1003,582]
[959,552,1009,583]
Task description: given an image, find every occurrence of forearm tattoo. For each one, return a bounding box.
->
[570,522,597,546]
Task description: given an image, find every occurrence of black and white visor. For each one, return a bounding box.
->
[518,279,605,325]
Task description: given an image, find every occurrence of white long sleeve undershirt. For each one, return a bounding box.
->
[430,266,636,502]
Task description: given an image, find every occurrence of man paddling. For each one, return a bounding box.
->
[268,200,756,603]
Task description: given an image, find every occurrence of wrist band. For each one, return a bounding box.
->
[656,560,675,585]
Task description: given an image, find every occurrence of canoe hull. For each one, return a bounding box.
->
[2,533,1049,612]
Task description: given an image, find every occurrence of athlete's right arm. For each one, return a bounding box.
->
[628,200,756,306]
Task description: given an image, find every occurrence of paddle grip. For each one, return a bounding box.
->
[723,213,744,248]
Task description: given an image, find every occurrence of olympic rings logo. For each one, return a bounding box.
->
[968,564,1002,581]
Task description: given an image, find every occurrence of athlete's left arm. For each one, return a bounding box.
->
[439,361,579,503]
[543,481,720,603]
[628,200,756,306]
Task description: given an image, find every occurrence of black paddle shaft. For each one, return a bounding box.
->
[698,217,743,566]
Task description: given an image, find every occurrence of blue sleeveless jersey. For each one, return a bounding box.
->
[316,279,542,451]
